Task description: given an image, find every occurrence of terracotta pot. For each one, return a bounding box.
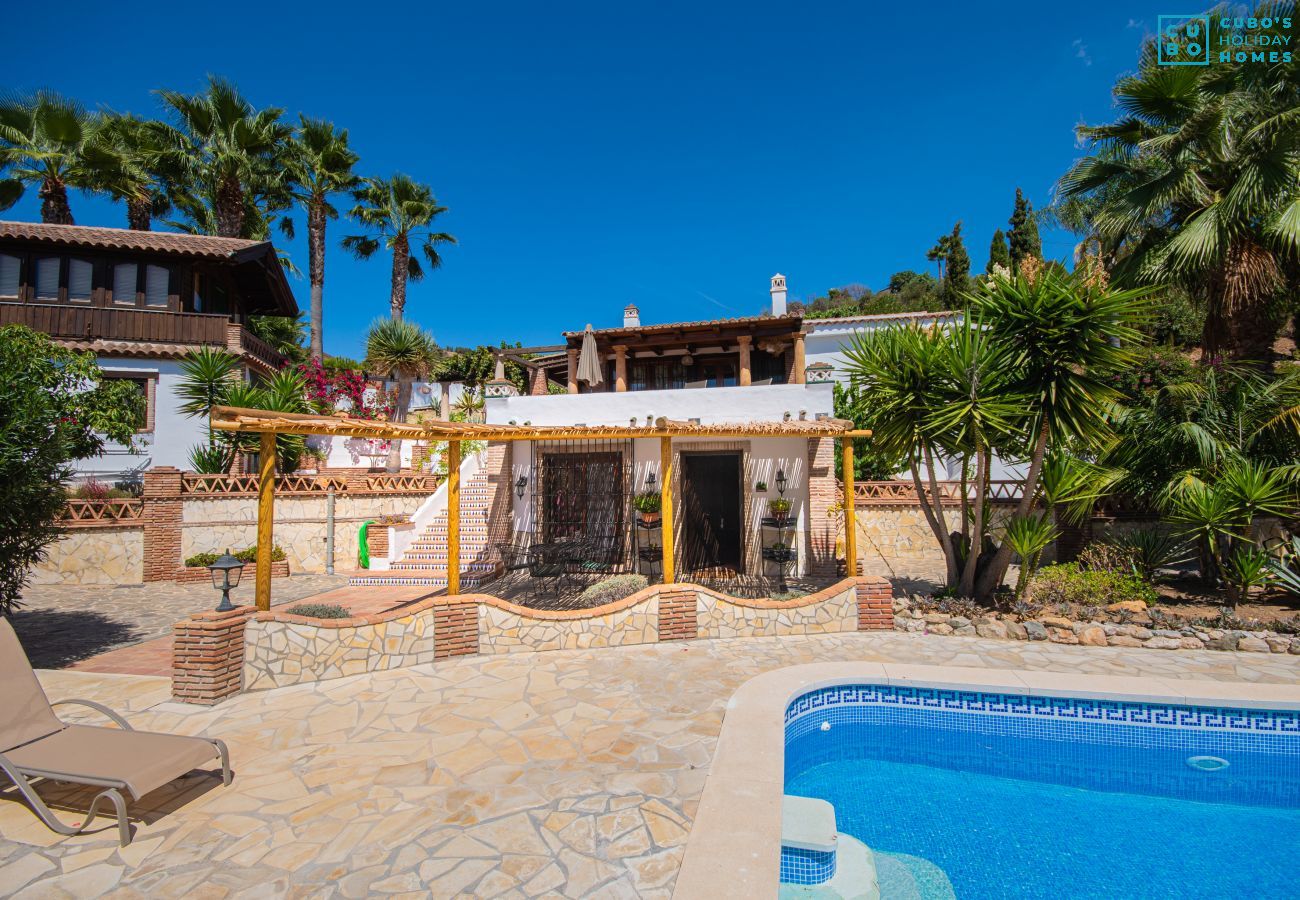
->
[639,512,661,524]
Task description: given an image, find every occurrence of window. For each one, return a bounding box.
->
[67,258,93,303]
[112,263,137,305]
[0,254,18,298]
[629,358,686,392]
[144,265,170,307]
[34,257,60,300]
[101,374,153,433]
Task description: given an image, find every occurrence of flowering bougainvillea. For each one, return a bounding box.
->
[289,360,395,420]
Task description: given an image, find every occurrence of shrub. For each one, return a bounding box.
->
[576,574,649,605]
[283,603,349,619]
[632,491,661,514]
[1107,529,1191,581]
[184,545,287,568]
[69,480,132,500]
[1026,562,1158,608]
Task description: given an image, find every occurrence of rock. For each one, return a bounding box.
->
[1048,627,1079,645]
[1118,625,1152,640]
[954,625,977,636]
[1023,621,1048,641]
[1143,636,1181,650]
[1077,625,1108,647]
[1178,637,1205,650]
[1038,615,1074,628]
[1205,634,1239,652]
[1106,600,1148,614]
[1101,623,1120,636]
[1154,629,1183,638]
[1005,621,1028,641]
[1265,638,1290,654]
[1108,635,1143,647]
[949,616,971,628]
[1237,636,1270,653]
[927,623,954,635]
[893,615,912,631]
[975,620,1008,640]
[892,599,911,612]
[922,613,950,624]
[1289,641,1300,655]
[908,609,925,619]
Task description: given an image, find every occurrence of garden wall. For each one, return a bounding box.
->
[232,576,894,694]
[855,503,1031,583]
[28,525,143,585]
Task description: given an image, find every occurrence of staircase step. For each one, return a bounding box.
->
[347,574,495,588]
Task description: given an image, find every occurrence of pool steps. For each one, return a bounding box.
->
[779,794,880,899]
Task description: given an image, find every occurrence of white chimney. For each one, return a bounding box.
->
[623,303,641,328]
[770,274,787,316]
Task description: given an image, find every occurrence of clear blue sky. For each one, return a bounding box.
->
[6,0,1156,360]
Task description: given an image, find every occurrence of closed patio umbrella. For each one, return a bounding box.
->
[577,324,604,387]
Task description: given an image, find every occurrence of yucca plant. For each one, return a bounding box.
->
[1223,545,1273,609]
[188,443,231,475]
[1003,513,1059,600]
[364,318,438,471]
[176,347,242,449]
[1110,528,1192,582]
[1268,536,1300,597]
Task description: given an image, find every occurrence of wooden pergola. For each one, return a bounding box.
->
[209,405,869,610]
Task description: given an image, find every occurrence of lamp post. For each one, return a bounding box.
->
[206,550,247,613]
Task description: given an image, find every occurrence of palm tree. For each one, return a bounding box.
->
[344,174,456,319]
[364,318,438,471]
[1057,8,1300,360]
[286,117,361,360]
[155,76,294,239]
[93,113,176,230]
[0,90,109,224]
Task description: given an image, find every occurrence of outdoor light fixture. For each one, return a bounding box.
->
[515,475,528,499]
[646,472,657,490]
[775,469,787,496]
[206,549,246,613]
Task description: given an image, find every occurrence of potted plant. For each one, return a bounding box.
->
[768,497,792,519]
[755,481,768,492]
[633,491,662,524]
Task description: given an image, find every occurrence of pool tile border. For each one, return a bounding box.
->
[674,663,1300,899]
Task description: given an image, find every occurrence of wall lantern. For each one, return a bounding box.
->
[206,549,246,613]
[645,471,657,490]
[515,475,528,499]
[775,469,788,496]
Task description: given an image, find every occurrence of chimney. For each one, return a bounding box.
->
[623,303,641,328]
[770,274,787,316]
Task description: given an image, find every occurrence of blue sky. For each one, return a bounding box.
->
[6,1,1158,359]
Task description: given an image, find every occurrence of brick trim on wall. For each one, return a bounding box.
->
[172,606,252,705]
[854,576,894,631]
[433,601,480,658]
[658,588,697,641]
[805,438,838,578]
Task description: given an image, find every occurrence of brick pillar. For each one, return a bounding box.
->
[658,588,697,641]
[433,600,480,657]
[805,439,837,578]
[854,576,893,631]
[142,467,183,582]
[484,441,513,550]
[172,607,251,705]
[529,367,550,396]
[367,525,389,560]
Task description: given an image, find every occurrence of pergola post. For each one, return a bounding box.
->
[659,436,674,584]
[446,440,461,595]
[255,432,276,611]
[737,335,752,386]
[841,435,857,578]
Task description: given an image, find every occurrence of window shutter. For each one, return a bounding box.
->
[113,263,138,304]
[68,258,93,302]
[0,254,19,298]
[34,257,60,299]
[144,265,169,307]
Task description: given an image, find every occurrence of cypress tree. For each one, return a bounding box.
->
[986,228,1010,273]
[940,221,970,308]
[1008,187,1042,271]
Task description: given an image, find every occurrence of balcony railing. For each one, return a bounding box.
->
[0,302,285,369]
[853,480,1024,505]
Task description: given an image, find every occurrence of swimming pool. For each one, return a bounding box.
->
[783,684,1300,899]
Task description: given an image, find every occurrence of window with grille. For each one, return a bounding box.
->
[534,440,632,568]
[33,257,60,300]
[67,258,93,303]
[144,265,170,307]
[112,263,138,305]
[0,254,19,298]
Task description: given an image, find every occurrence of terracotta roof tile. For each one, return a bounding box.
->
[562,313,802,339]
[0,221,270,260]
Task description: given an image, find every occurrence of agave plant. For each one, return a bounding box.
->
[1109,528,1192,582]
[1223,545,1273,609]
[187,443,231,475]
[1267,536,1300,597]
[175,347,242,448]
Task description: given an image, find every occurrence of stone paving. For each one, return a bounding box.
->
[12,575,348,670]
[2,632,1299,898]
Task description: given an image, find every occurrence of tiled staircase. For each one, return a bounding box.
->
[347,468,501,589]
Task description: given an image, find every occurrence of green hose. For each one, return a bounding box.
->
[358,519,375,569]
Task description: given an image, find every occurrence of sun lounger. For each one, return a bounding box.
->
[0,618,231,845]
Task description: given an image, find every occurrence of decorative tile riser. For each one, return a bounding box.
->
[346,574,494,587]
[390,563,500,574]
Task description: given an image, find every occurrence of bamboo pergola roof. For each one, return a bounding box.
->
[210,405,870,442]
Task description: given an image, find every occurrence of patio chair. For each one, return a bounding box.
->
[574,535,621,576]
[0,619,231,846]
[495,540,532,574]
[526,546,570,596]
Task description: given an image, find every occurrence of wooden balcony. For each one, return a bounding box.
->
[0,302,284,369]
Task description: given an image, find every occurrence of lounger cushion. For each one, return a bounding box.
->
[5,726,219,800]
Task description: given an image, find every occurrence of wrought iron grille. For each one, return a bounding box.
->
[531,439,633,571]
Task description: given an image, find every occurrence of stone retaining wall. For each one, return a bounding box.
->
[231,576,893,694]
[28,525,143,585]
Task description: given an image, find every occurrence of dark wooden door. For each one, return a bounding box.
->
[681,452,742,572]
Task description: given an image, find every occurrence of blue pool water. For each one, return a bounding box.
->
[783,685,1300,899]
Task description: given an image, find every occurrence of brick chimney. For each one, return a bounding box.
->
[623,303,641,328]
[770,274,787,316]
